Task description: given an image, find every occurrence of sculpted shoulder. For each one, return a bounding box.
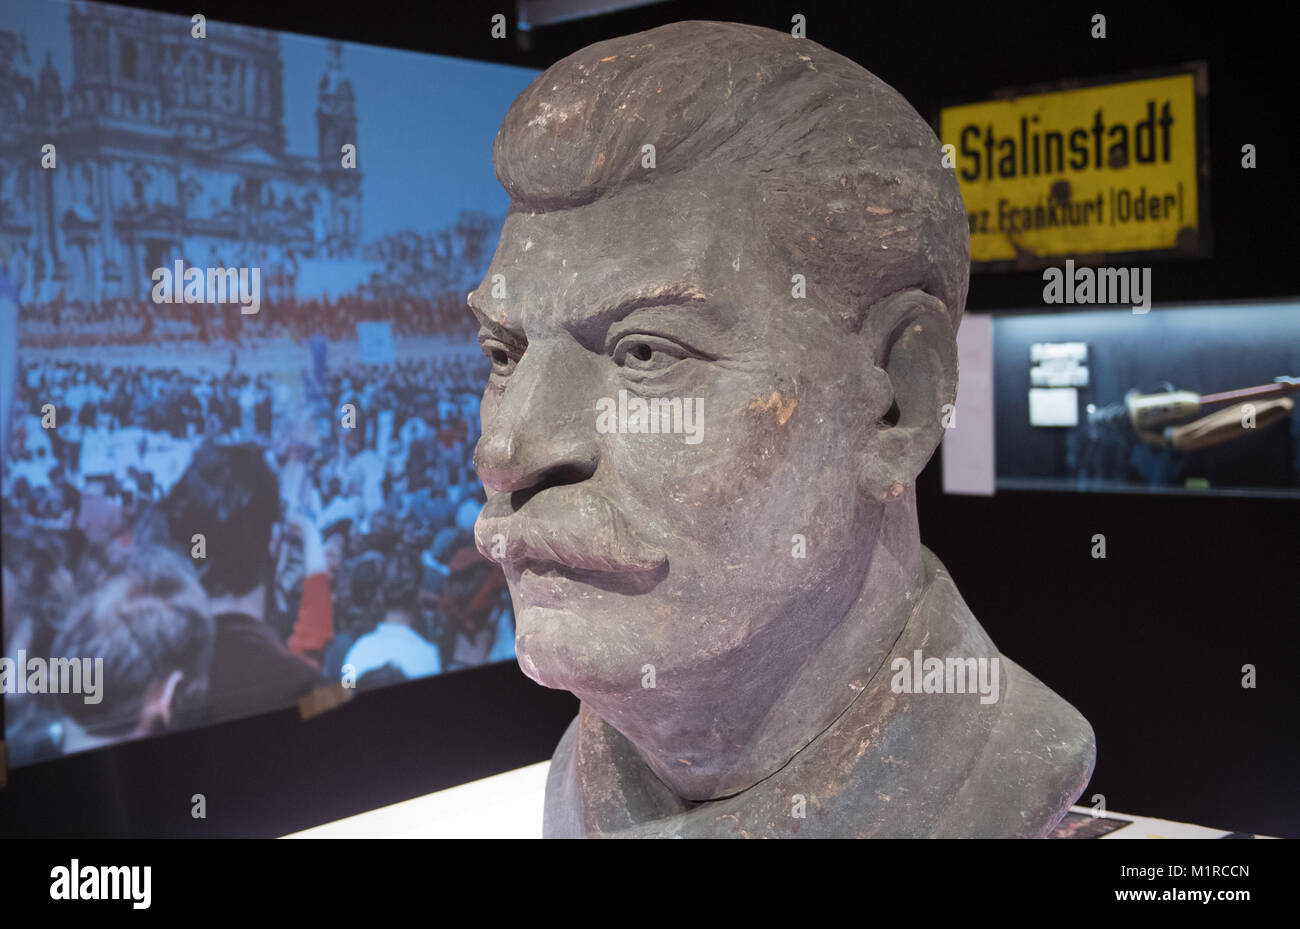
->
[933,655,1097,837]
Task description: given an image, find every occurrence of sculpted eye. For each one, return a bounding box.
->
[612,334,689,372]
[479,337,519,377]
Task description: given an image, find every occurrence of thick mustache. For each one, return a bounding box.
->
[474,485,667,573]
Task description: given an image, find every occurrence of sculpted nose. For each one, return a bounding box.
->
[473,345,599,497]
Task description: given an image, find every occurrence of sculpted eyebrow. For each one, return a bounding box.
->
[471,285,713,348]
[579,286,711,335]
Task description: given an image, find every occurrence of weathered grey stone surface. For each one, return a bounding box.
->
[468,20,1095,838]
[544,551,1095,838]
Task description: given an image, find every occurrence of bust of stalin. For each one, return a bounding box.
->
[468,20,1096,838]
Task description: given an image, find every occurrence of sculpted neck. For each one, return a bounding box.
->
[587,491,927,802]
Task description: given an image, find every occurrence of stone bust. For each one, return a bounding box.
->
[468,20,1095,837]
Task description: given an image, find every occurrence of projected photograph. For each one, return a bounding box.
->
[0,0,538,764]
[991,301,1300,498]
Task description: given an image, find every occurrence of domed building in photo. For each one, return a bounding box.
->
[0,2,361,305]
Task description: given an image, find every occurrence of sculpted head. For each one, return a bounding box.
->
[470,21,969,799]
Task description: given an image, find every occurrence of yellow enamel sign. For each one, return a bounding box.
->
[939,69,1204,265]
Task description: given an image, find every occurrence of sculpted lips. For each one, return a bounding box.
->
[474,484,668,575]
[514,564,610,608]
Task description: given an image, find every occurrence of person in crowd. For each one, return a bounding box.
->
[162,441,324,722]
[51,544,214,753]
[284,511,334,670]
[342,547,441,682]
[428,497,508,670]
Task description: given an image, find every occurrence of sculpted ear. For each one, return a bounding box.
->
[858,288,958,501]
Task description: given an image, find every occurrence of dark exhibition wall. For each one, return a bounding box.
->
[2,0,1295,839]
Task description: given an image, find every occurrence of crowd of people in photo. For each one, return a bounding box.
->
[16,292,478,348]
[2,320,513,764]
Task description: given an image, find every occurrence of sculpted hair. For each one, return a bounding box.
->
[493,20,969,329]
